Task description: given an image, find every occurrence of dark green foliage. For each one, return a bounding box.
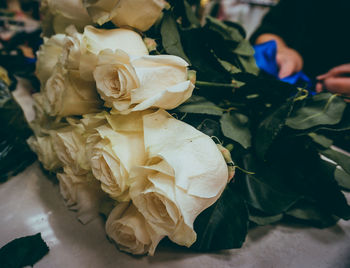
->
[162,0,350,252]
[0,78,36,182]
[0,233,49,268]
[192,184,249,251]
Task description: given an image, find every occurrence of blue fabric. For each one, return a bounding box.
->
[253,40,315,94]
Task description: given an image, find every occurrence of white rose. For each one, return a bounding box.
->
[130,109,228,247]
[106,202,163,255]
[93,50,194,113]
[51,124,90,175]
[93,49,139,108]
[30,93,68,137]
[27,135,62,171]
[41,0,93,36]
[57,166,106,224]
[90,112,147,201]
[43,65,102,116]
[79,26,149,81]
[59,28,83,71]
[82,26,148,56]
[36,29,83,86]
[80,112,109,129]
[36,34,66,86]
[83,0,166,31]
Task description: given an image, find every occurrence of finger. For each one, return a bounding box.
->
[317,64,350,80]
[316,73,327,80]
[323,77,350,95]
[315,82,323,93]
[277,60,295,79]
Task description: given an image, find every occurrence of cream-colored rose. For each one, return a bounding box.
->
[30,93,68,137]
[90,112,147,201]
[43,65,102,116]
[80,112,109,160]
[27,135,62,171]
[41,0,93,36]
[79,26,149,81]
[36,34,66,86]
[59,28,83,71]
[82,0,119,25]
[130,55,194,112]
[94,50,194,113]
[82,26,148,56]
[36,28,83,87]
[83,0,166,31]
[111,0,166,31]
[57,166,106,224]
[130,109,228,247]
[106,202,163,255]
[51,124,90,175]
[93,49,139,108]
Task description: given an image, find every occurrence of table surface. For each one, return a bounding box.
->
[1,80,350,268]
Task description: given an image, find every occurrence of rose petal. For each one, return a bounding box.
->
[143,109,228,198]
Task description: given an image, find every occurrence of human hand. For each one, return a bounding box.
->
[255,34,303,78]
[316,64,350,100]
[276,47,303,79]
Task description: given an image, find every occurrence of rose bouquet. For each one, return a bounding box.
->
[28,0,233,255]
[28,0,350,257]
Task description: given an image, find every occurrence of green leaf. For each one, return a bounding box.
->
[205,16,244,43]
[321,147,350,174]
[277,139,350,220]
[240,172,300,215]
[174,95,224,116]
[237,55,259,75]
[179,28,232,83]
[197,119,222,138]
[255,96,297,160]
[286,199,338,228]
[286,93,347,130]
[239,154,301,214]
[160,12,190,63]
[0,233,49,267]
[220,112,251,149]
[217,58,242,74]
[233,40,255,56]
[334,168,350,190]
[308,133,333,148]
[314,105,350,132]
[192,185,249,251]
[183,0,200,27]
[249,210,283,226]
